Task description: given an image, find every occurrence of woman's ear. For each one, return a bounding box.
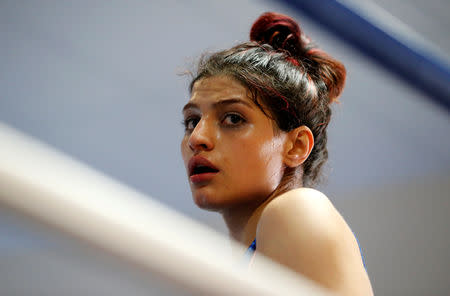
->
[283,126,314,168]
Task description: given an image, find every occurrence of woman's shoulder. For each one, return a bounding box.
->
[254,188,371,294]
[259,188,342,231]
[256,188,346,247]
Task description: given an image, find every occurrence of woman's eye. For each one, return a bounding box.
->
[183,117,199,131]
[222,113,245,126]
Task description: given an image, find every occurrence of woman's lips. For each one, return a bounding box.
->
[190,172,218,184]
[188,156,219,184]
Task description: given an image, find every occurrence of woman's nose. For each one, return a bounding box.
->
[188,118,215,152]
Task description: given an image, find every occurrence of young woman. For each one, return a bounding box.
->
[180,12,373,295]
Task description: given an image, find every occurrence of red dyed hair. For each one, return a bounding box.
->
[250,12,346,103]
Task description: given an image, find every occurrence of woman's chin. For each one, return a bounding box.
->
[192,192,225,212]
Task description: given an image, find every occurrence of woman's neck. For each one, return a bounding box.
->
[222,205,261,247]
[221,191,281,250]
[221,181,301,259]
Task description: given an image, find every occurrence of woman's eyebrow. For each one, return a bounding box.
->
[182,102,198,113]
[182,98,253,114]
[213,98,254,109]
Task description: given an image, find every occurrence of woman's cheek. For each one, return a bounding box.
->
[180,137,190,167]
[259,136,285,180]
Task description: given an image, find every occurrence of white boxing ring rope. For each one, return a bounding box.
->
[0,122,331,296]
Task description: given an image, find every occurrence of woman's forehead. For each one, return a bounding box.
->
[190,76,250,101]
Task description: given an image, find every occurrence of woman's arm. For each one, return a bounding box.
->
[252,188,373,295]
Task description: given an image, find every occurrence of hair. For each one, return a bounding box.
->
[189,12,346,189]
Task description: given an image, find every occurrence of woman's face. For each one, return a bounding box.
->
[181,75,288,211]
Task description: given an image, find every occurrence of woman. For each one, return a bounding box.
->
[180,12,373,295]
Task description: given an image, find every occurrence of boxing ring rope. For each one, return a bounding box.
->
[0,123,331,296]
[276,0,450,112]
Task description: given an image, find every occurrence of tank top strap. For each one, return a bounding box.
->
[240,239,257,268]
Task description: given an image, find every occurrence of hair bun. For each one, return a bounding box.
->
[250,12,305,57]
[251,12,346,103]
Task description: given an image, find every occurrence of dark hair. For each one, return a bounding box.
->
[189,12,346,188]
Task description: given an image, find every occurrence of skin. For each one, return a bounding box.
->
[180,75,373,295]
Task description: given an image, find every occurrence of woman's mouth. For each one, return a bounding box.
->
[188,156,219,184]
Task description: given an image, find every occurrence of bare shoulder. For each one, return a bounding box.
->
[255,188,373,295]
[258,188,342,238]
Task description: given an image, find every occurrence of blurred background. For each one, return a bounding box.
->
[0,0,449,295]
